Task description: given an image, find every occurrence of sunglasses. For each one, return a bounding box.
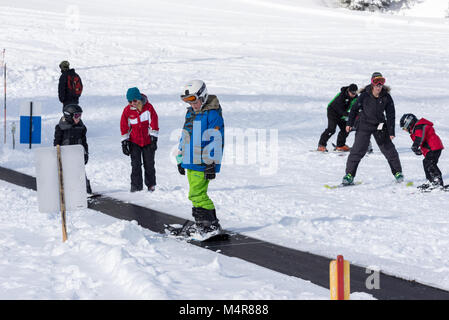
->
[128,99,140,103]
[372,77,386,86]
[73,113,82,119]
[180,94,199,103]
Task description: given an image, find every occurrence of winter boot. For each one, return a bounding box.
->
[335,145,350,152]
[317,145,328,152]
[342,173,354,186]
[192,207,222,235]
[394,172,404,183]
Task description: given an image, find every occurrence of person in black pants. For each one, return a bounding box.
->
[342,72,403,185]
[120,87,159,192]
[318,84,358,152]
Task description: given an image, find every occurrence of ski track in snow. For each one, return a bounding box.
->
[1,0,449,299]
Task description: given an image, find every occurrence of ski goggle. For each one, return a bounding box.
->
[180,94,199,103]
[73,113,82,119]
[372,77,386,86]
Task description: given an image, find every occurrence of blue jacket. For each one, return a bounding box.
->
[179,95,224,172]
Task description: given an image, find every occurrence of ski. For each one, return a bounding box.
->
[309,150,347,156]
[324,181,362,189]
[416,184,449,193]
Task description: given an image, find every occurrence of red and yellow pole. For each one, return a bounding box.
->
[330,255,350,300]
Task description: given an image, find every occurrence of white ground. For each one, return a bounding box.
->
[1,0,449,299]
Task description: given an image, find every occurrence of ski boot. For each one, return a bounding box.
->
[335,145,350,152]
[317,145,328,152]
[394,172,404,183]
[342,173,354,186]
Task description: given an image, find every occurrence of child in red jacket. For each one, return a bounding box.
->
[400,113,445,190]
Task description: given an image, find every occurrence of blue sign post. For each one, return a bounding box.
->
[20,101,41,148]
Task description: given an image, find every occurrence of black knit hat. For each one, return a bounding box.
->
[371,72,383,79]
[59,60,70,71]
[348,83,358,93]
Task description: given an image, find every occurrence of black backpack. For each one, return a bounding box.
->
[67,72,83,97]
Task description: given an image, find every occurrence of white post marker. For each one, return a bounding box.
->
[35,145,87,242]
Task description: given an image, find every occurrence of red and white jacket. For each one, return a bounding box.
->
[120,94,159,147]
[410,118,444,157]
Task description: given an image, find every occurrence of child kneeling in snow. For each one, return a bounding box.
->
[400,113,445,190]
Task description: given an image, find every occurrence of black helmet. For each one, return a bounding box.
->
[63,104,83,123]
[400,113,417,133]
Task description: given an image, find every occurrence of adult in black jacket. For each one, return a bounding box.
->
[53,104,92,193]
[58,61,83,110]
[342,72,403,185]
[318,84,358,152]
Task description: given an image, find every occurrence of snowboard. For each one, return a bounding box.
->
[164,221,230,242]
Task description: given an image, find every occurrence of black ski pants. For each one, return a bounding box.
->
[129,142,156,191]
[318,111,348,147]
[346,126,402,177]
[423,150,443,184]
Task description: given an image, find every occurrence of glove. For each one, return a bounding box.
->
[176,154,185,175]
[150,136,158,151]
[411,146,422,155]
[84,152,89,164]
[204,163,216,180]
[122,140,130,156]
[177,163,185,175]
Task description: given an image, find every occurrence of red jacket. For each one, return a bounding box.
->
[120,94,159,147]
[410,118,443,156]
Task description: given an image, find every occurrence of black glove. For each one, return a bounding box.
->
[177,163,185,175]
[150,136,158,151]
[411,145,422,155]
[84,152,89,164]
[122,140,130,156]
[204,163,216,180]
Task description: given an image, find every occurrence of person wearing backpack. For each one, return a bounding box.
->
[172,80,225,238]
[58,61,83,111]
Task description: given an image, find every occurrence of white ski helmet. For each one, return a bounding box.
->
[180,80,208,105]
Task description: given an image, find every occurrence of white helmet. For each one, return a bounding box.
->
[180,80,208,104]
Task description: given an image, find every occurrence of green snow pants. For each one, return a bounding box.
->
[187,169,215,210]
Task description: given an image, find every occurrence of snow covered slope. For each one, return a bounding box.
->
[1,0,449,299]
